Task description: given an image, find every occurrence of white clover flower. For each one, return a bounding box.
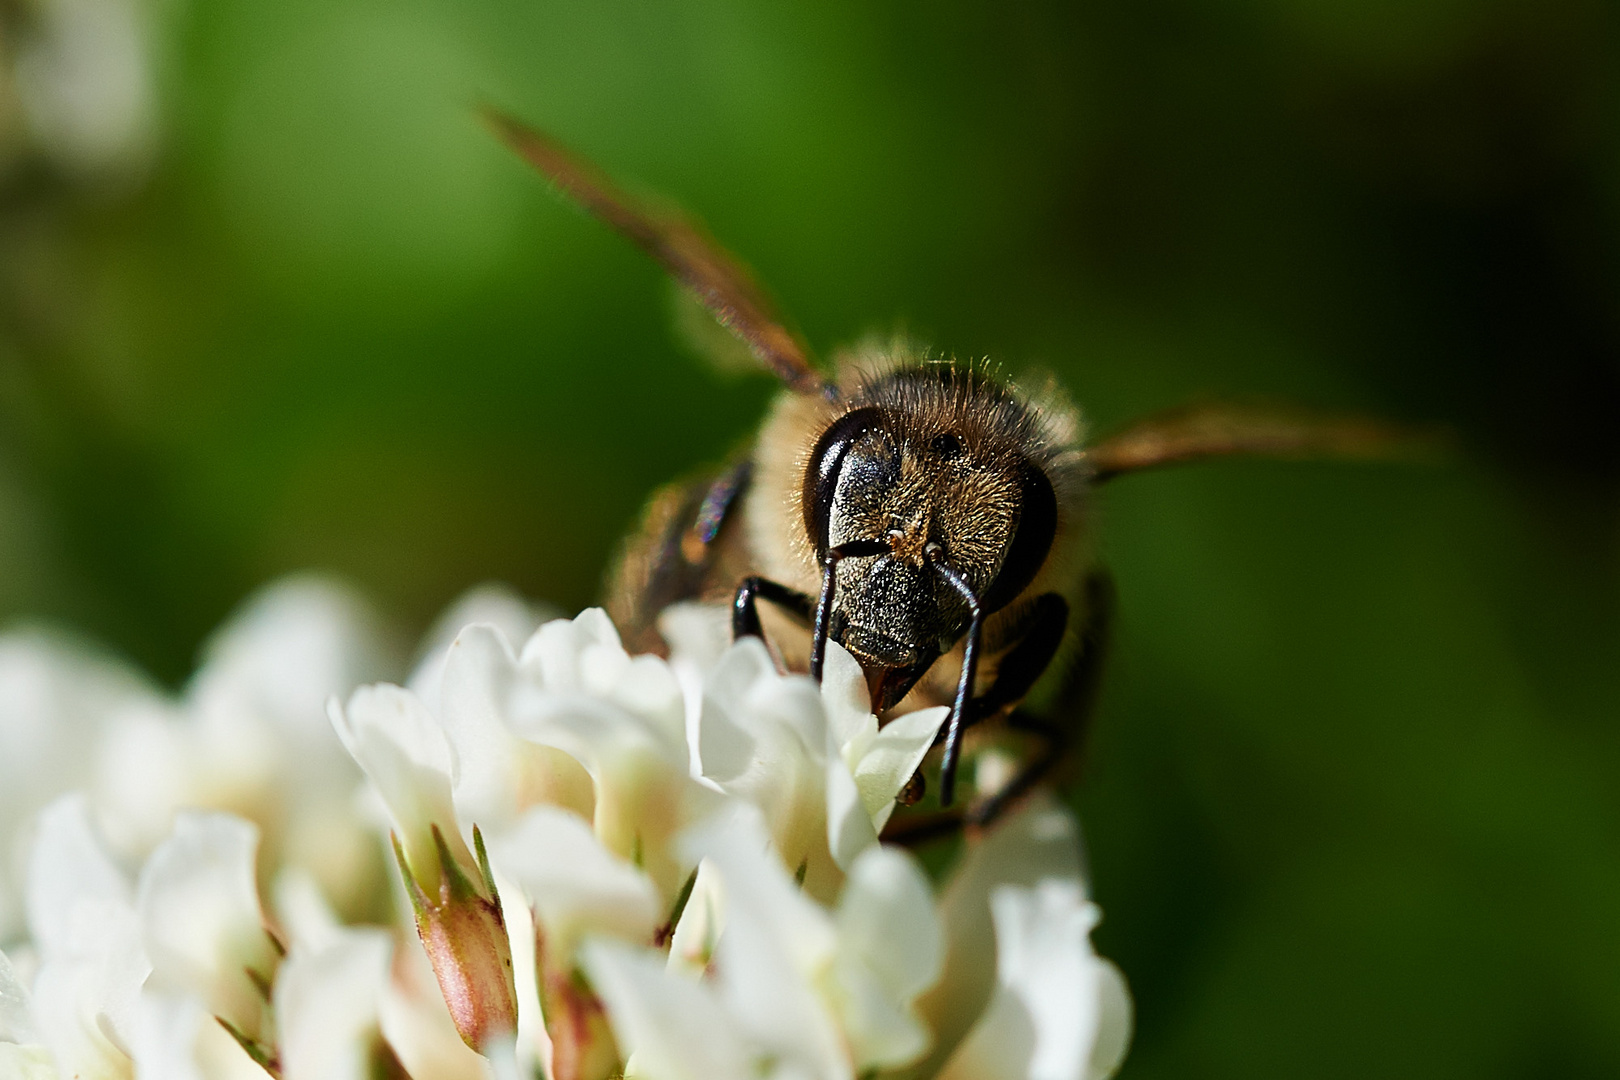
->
[0,578,1132,1080]
[330,681,519,1051]
[25,795,148,1080]
[10,0,158,181]
[938,881,1131,1080]
[434,611,713,903]
[0,631,157,943]
[92,577,392,915]
[695,631,946,899]
[0,947,54,1078]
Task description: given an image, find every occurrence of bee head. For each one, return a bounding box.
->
[800,368,1058,703]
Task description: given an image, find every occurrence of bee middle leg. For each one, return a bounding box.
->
[887,571,1115,841]
[967,570,1115,828]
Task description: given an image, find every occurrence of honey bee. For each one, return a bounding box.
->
[486,110,1427,833]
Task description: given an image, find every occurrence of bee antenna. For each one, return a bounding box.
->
[928,548,983,808]
[811,540,888,682]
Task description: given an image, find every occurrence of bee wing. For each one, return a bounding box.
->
[484,108,827,396]
[1085,402,1450,484]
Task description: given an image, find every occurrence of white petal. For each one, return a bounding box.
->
[409,583,555,707]
[836,846,942,1003]
[938,881,1130,1080]
[656,603,733,676]
[817,642,872,752]
[272,871,345,955]
[136,812,277,1038]
[655,602,732,770]
[1087,959,1133,1080]
[0,948,39,1044]
[87,703,199,861]
[31,920,141,1078]
[505,611,689,775]
[580,937,752,1080]
[275,928,393,1080]
[829,846,942,1071]
[437,624,522,813]
[438,624,594,827]
[0,634,154,940]
[487,806,661,956]
[915,795,1088,1075]
[851,706,948,831]
[26,796,132,959]
[190,575,389,748]
[0,1043,57,1078]
[24,797,148,1073]
[697,640,834,888]
[501,646,707,902]
[681,807,835,975]
[709,895,848,1080]
[827,958,927,1072]
[681,808,848,1080]
[482,1035,527,1080]
[330,684,471,883]
[824,742,876,872]
[128,990,266,1080]
[130,991,205,1080]
[665,859,723,978]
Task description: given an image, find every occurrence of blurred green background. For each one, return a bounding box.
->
[1,0,1617,1075]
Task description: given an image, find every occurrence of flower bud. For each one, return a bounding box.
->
[393,825,518,1051]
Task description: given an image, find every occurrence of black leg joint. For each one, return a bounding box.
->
[732,576,815,643]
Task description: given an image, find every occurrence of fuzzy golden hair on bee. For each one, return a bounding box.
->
[488,108,1441,825]
[749,341,1089,608]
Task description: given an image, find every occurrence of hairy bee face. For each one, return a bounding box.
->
[823,422,1017,664]
[799,367,1061,700]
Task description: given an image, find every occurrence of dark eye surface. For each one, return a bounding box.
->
[929,432,964,460]
[839,431,902,508]
[801,406,891,553]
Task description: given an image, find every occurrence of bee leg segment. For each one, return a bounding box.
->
[964,593,1070,724]
[966,571,1115,829]
[965,711,1065,828]
[928,549,985,808]
[732,578,814,643]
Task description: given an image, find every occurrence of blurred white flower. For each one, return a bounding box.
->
[135,812,279,1045]
[25,795,148,1079]
[11,0,157,180]
[0,631,155,943]
[0,947,54,1078]
[93,577,392,917]
[938,881,1131,1080]
[274,924,398,1080]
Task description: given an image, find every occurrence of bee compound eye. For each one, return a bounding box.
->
[801,407,889,555]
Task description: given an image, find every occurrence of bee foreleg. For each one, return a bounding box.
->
[967,592,1071,723]
[731,577,814,643]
